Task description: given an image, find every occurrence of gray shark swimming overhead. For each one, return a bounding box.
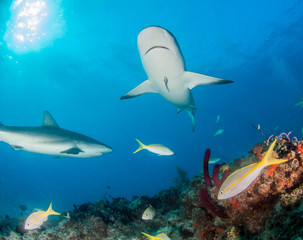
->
[0,111,113,158]
[120,26,233,131]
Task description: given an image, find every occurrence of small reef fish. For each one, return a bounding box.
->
[220,164,230,172]
[63,211,71,221]
[142,205,156,220]
[209,157,221,164]
[133,139,174,156]
[213,129,224,137]
[24,202,60,230]
[141,232,171,240]
[218,139,288,200]
[216,114,220,125]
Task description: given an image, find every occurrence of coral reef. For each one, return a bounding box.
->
[0,139,303,239]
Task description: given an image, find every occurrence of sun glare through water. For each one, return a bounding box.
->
[4,0,64,54]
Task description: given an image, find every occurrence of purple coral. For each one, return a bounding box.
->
[279,132,291,141]
[203,149,212,187]
[267,132,298,144]
[212,164,230,188]
[199,188,228,219]
[291,137,298,143]
[266,135,276,144]
[200,149,229,219]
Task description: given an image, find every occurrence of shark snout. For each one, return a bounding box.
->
[137,26,174,56]
[102,145,113,154]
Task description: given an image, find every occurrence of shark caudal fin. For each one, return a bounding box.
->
[178,92,197,131]
[188,91,197,132]
[120,80,158,100]
[187,107,196,132]
[183,71,233,90]
[261,139,289,166]
[46,202,60,216]
[133,139,146,154]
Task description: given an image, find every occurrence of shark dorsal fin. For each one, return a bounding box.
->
[42,111,59,128]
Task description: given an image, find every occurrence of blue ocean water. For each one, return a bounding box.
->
[0,0,302,218]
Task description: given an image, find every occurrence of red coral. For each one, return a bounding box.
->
[266,164,277,177]
[230,200,244,210]
[198,231,205,238]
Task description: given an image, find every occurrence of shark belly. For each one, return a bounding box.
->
[142,48,192,109]
[0,129,72,155]
[22,141,73,156]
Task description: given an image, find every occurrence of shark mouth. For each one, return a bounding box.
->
[145,46,170,55]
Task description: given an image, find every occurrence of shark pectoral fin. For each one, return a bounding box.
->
[184,71,233,90]
[12,145,23,150]
[120,80,158,100]
[60,147,84,155]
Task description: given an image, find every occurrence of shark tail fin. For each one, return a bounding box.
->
[120,80,158,100]
[184,71,233,90]
[187,91,197,132]
[187,107,196,132]
[261,139,289,166]
[133,139,146,154]
[46,202,60,216]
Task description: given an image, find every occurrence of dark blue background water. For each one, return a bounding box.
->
[0,0,302,217]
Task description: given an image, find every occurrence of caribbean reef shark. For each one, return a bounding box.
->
[0,111,112,158]
[120,26,233,131]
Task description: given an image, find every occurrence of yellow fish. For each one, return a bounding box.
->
[141,232,171,240]
[218,139,288,200]
[142,205,156,220]
[133,139,174,156]
[24,202,60,230]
